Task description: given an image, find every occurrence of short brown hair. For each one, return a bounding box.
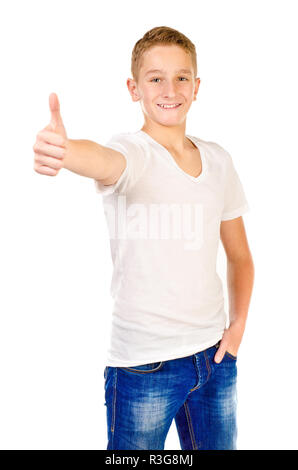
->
[131,26,198,83]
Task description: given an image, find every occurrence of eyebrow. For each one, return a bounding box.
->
[145,68,192,76]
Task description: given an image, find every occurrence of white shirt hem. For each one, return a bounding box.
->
[105,334,224,367]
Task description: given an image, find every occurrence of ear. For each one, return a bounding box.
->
[193,77,200,100]
[126,78,140,102]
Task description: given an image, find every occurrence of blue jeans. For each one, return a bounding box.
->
[104,341,237,450]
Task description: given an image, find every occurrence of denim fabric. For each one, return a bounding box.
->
[103,341,237,450]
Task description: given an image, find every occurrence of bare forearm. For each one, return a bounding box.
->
[63,139,111,179]
[227,256,255,330]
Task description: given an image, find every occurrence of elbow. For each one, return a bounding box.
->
[227,250,255,269]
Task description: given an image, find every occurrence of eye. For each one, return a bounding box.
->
[150,77,188,83]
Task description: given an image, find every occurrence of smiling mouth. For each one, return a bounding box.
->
[157,103,182,109]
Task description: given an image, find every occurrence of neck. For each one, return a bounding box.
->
[141,123,194,154]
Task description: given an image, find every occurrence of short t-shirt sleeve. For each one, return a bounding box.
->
[94,133,147,196]
[221,152,250,221]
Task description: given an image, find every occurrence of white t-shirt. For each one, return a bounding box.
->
[94,129,249,367]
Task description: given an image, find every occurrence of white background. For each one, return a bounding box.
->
[1,0,297,450]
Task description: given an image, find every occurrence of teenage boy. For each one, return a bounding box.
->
[33,26,254,450]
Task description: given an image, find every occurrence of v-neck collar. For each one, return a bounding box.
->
[136,129,208,184]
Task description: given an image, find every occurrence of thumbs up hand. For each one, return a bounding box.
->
[33,93,68,176]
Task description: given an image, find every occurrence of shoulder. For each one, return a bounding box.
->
[191,135,230,157]
[104,132,150,183]
[105,131,147,149]
[189,135,232,169]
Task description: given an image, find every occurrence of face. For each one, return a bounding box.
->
[127,45,200,129]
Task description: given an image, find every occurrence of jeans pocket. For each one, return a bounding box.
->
[215,341,237,360]
[120,361,164,374]
[224,351,237,360]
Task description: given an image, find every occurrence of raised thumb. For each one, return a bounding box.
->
[49,92,63,131]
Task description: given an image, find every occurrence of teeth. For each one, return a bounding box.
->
[158,103,180,109]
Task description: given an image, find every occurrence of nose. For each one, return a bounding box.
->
[161,80,178,99]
